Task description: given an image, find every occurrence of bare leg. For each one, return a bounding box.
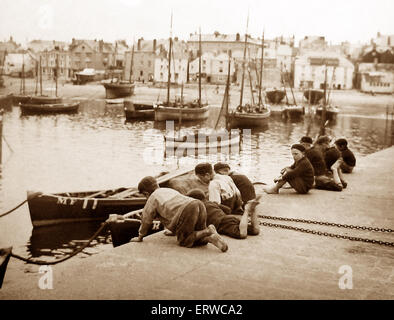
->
[331,160,345,187]
[202,225,228,252]
[238,210,249,238]
[193,224,215,242]
[263,179,286,194]
[245,194,261,235]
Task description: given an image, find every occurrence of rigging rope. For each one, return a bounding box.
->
[0,192,42,218]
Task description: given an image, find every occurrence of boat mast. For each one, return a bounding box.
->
[166,13,173,106]
[320,63,328,136]
[258,30,265,106]
[55,52,58,97]
[39,55,43,96]
[129,39,134,83]
[239,11,249,108]
[198,27,202,106]
[20,52,25,95]
[214,50,232,131]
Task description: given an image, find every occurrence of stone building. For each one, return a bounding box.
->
[294,52,354,90]
[357,48,394,93]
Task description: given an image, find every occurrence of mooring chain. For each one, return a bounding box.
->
[258,216,394,247]
[258,215,394,233]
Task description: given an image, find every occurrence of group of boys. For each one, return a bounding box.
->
[263,136,356,195]
[129,137,355,253]
[132,163,261,253]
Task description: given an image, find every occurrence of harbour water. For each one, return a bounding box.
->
[0,100,393,262]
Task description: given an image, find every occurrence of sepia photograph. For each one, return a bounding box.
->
[0,0,393,308]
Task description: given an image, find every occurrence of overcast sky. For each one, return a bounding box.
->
[1,0,393,46]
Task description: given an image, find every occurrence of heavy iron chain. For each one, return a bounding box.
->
[258,215,394,248]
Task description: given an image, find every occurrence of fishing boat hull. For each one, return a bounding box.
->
[315,106,339,121]
[108,219,164,247]
[27,168,193,227]
[124,100,155,120]
[303,89,324,104]
[20,102,80,114]
[103,83,135,99]
[12,94,32,104]
[227,108,271,128]
[282,105,305,119]
[27,191,147,227]
[30,96,63,104]
[266,90,286,104]
[154,105,209,122]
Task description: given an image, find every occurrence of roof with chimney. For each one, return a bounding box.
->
[188,33,260,45]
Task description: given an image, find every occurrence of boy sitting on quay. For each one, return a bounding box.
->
[130,176,228,252]
[334,138,356,173]
[300,136,343,192]
[263,144,314,194]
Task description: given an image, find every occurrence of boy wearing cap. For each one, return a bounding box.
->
[314,136,347,188]
[264,144,314,194]
[168,163,210,196]
[213,162,257,204]
[192,163,243,214]
[186,189,261,239]
[131,176,228,252]
[335,138,356,173]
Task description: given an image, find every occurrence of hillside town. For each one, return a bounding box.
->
[0,32,393,94]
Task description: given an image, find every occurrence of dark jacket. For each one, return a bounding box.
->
[305,146,327,176]
[283,156,314,190]
[341,148,356,167]
[324,147,341,169]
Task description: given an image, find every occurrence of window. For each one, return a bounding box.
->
[140,71,143,76]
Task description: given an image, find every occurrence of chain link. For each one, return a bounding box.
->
[258,215,394,233]
[258,217,394,248]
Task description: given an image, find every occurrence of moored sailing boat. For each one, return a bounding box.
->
[154,22,209,122]
[227,23,271,128]
[303,89,324,104]
[20,54,79,114]
[103,42,135,99]
[281,69,304,119]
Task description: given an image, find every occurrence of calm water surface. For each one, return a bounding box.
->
[0,100,393,261]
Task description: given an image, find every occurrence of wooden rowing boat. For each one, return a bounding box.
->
[282,104,304,119]
[20,102,80,114]
[102,82,135,99]
[124,99,155,120]
[227,107,271,128]
[27,167,193,227]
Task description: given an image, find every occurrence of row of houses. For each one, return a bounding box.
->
[1,32,393,93]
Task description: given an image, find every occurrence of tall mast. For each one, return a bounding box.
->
[129,39,134,83]
[198,27,202,106]
[258,30,265,105]
[55,52,58,97]
[39,55,43,96]
[239,11,249,107]
[166,12,173,106]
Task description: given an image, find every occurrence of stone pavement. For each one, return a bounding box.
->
[1,147,393,299]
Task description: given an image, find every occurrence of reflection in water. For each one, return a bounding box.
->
[0,99,393,260]
[27,221,111,259]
